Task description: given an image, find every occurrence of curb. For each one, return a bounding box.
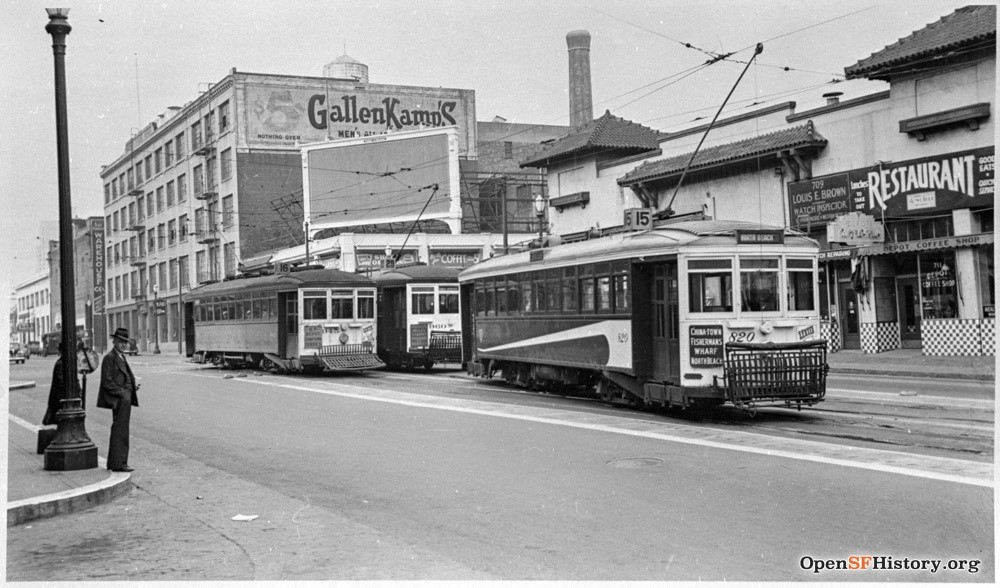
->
[9,381,37,390]
[7,471,133,527]
[829,367,994,381]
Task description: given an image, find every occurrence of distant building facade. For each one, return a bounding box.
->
[12,273,50,345]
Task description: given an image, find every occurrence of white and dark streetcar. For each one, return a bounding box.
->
[183,268,384,372]
[459,220,828,410]
[372,264,462,370]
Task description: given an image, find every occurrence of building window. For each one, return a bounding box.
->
[135,162,143,186]
[191,121,202,151]
[136,196,145,221]
[503,141,513,159]
[179,214,188,242]
[178,255,189,288]
[222,195,234,228]
[219,101,230,132]
[166,180,175,207]
[887,215,954,242]
[920,251,958,319]
[196,250,207,283]
[206,156,216,190]
[221,148,232,180]
[147,230,155,253]
[112,210,119,233]
[146,191,155,217]
[168,219,177,246]
[177,173,187,202]
[193,165,204,196]
[104,183,111,205]
[157,224,166,249]
[204,111,214,143]
[175,132,185,159]
[127,168,134,191]
[156,187,164,212]
[144,155,152,179]
[164,141,174,167]
[224,242,236,277]
[158,262,167,292]
[154,148,163,174]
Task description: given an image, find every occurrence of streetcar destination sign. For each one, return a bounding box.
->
[689,324,724,367]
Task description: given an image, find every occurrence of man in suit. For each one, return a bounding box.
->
[97,327,139,472]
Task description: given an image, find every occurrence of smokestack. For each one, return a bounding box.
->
[567,30,593,128]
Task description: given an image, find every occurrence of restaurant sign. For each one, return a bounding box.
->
[789,146,994,227]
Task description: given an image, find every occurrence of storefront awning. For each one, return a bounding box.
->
[819,232,993,260]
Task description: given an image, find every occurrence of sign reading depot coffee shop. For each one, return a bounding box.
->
[788,146,994,227]
[242,80,476,152]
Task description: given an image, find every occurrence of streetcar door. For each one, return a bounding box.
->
[184,301,195,357]
[278,292,298,358]
[652,263,680,382]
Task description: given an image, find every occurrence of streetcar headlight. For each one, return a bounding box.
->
[759,322,774,335]
[339,333,349,344]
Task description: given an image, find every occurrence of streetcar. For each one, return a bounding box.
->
[371,264,462,370]
[458,219,828,411]
[183,268,384,372]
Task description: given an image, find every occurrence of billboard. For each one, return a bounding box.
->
[788,146,994,228]
[241,78,476,153]
[302,127,462,233]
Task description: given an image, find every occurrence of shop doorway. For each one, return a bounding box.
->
[896,276,921,348]
[838,282,860,349]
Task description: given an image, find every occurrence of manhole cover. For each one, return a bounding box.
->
[607,457,663,469]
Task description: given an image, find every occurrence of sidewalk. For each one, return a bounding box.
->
[827,348,995,381]
[6,381,132,527]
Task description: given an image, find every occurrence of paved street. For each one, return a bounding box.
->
[6,355,993,582]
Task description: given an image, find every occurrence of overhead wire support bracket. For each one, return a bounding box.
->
[662,42,764,219]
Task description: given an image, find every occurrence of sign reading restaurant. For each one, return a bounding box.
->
[788,146,994,227]
[242,80,475,152]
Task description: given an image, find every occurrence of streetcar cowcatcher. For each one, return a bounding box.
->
[721,340,828,409]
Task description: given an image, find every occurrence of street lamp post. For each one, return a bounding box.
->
[533,193,546,247]
[152,287,161,354]
[44,7,97,471]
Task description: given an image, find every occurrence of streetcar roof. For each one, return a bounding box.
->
[371,264,461,286]
[458,220,817,282]
[182,268,374,300]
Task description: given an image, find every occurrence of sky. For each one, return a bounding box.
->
[0,0,984,291]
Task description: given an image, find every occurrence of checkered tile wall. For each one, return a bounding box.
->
[821,319,841,354]
[982,319,995,356]
[923,318,989,356]
[860,321,899,354]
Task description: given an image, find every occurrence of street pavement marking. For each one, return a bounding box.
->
[185,373,993,488]
[827,387,995,410]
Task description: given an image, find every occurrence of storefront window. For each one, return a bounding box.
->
[920,252,957,319]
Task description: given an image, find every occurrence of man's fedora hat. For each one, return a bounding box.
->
[112,327,130,342]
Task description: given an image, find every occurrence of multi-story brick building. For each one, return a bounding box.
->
[101,60,567,353]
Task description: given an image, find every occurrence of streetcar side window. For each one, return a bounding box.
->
[521,276,533,313]
[235,294,246,321]
[787,258,815,311]
[206,298,216,321]
[439,286,459,314]
[740,258,780,312]
[688,259,733,313]
[562,267,578,312]
[357,290,375,319]
[506,278,520,316]
[303,290,328,320]
[252,292,263,320]
[546,269,561,313]
[532,271,546,313]
[580,265,596,312]
[475,284,485,316]
[331,289,354,319]
[613,260,630,313]
[494,280,507,315]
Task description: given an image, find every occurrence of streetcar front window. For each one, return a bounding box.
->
[331,289,354,319]
[740,258,780,312]
[357,290,375,319]
[303,290,328,320]
[787,258,815,311]
[412,287,435,315]
[688,259,733,313]
[439,287,459,314]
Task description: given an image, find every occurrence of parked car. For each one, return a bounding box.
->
[9,342,27,364]
[27,341,42,356]
[125,338,139,356]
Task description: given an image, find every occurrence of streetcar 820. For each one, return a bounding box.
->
[458,219,828,411]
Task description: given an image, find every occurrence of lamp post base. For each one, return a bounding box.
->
[43,398,99,471]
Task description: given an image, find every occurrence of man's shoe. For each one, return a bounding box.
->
[111,466,134,472]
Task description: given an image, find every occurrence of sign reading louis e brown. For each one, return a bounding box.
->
[789,146,993,226]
